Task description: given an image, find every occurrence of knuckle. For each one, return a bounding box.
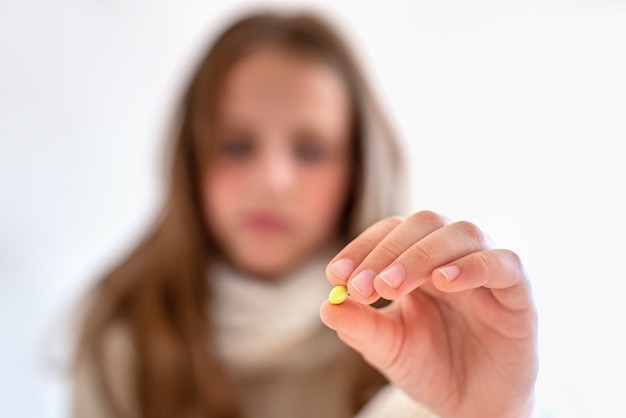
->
[382,215,405,227]
[376,239,405,261]
[409,210,447,229]
[410,241,437,264]
[505,248,522,267]
[474,251,493,273]
[504,249,527,278]
[346,217,404,254]
[455,220,488,248]
[355,235,381,253]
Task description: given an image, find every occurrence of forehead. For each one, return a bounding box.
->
[218,48,351,130]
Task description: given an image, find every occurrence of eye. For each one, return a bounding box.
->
[293,131,329,164]
[294,142,326,163]
[217,135,254,159]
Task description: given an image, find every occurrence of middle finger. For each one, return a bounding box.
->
[369,220,493,301]
[346,210,451,304]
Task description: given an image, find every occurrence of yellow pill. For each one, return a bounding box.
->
[328,285,348,305]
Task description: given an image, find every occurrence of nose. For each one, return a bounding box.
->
[253,143,296,197]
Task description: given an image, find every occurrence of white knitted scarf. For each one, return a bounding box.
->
[210,249,343,377]
[208,251,436,418]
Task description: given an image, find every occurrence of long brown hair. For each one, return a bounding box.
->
[74,10,407,418]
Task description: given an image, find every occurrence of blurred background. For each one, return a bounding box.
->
[1,1,625,417]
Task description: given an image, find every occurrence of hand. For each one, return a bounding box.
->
[320,211,538,418]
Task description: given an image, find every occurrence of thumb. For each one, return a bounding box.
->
[320,299,402,370]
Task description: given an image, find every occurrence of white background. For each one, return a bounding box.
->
[1,1,625,417]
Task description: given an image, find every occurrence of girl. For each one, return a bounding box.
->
[72,10,537,418]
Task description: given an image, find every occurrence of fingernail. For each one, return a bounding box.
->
[351,269,375,297]
[438,265,461,282]
[378,265,405,289]
[329,259,355,280]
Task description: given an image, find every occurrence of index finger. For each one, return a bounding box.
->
[326,216,403,285]
[327,211,451,305]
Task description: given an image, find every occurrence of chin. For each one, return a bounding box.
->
[235,249,303,280]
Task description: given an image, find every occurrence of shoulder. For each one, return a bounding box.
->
[71,323,138,418]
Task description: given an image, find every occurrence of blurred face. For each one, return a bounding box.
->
[201,49,353,279]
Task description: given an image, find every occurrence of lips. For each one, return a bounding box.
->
[243,211,290,233]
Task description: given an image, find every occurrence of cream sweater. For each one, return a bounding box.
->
[71,255,436,418]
